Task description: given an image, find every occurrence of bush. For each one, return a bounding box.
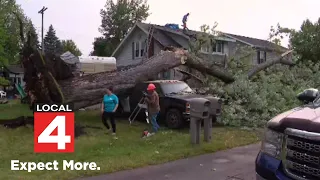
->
[0,77,10,86]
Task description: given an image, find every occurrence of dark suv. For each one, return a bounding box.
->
[117,80,222,129]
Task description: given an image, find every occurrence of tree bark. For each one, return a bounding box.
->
[25,49,187,109]
[25,48,236,110]
[185,53,235,83]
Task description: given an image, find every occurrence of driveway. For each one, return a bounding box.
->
[77,143,261,180]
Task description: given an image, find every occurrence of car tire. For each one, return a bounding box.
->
[165,108,184,129]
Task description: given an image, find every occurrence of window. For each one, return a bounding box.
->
[212,43,216,52]
[211,40,224,53]
[200,40,225,54]
[201,45,210,53]
[135,42,140,57]
[132,41,145,59]
[163,70,170,79]
[216,41,224,53]
[132,42,135,59]
[140,41,145,57]
[257,51,267,64]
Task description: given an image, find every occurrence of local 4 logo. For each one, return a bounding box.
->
[34,104,74,153]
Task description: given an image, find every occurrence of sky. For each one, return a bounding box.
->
[16,0,320,56]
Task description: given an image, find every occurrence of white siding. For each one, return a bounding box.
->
[9,73,25,87]
[115,28,148,67]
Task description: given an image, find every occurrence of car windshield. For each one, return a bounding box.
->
[160,82,193,95]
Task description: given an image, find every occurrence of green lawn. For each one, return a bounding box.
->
[0,100,261,180]
[0,100,32,119]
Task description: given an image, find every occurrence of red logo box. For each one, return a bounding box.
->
[34,112,74,153]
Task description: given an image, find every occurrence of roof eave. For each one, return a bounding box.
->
[222,34,254,46]
[214,36,236,42]
[223,34,288,52]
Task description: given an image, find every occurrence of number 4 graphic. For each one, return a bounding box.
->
[38,116,71,150]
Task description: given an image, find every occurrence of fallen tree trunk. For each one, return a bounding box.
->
[25,48,237,109]
[248,50,294,78]
[24,49,188,109]
[23,48,295,110]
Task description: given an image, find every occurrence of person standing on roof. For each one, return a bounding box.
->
[182,13,190,30]
[144,83,160,135]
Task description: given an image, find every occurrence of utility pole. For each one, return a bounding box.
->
[38,6,48,53]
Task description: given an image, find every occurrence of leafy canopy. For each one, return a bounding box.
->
[61,40,82,56]
[194,18,320,127]
[0,0,33,65]
[91,0,150,56]
[269,18,320,63]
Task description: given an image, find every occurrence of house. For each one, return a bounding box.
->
[111,22,288,80]
[6,65,25,87]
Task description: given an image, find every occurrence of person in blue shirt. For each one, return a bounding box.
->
[101,86,119,137]
[182,13,189,30]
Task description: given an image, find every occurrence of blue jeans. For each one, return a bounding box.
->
[150,112,160,133]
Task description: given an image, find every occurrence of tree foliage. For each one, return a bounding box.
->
[0,0,29,65]
[91,0,150,56]
[61,39,82,56]
[197,18,320,127]
[269,18,320,63]
[24,19,40,50]
[44,25,63,55]
[0,76,10,86]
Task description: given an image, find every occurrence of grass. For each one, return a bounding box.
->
[0,100,32,119]
[0,100,261,180]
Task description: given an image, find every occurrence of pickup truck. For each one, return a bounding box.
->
[117,80,222,129]
[256,88,320,180]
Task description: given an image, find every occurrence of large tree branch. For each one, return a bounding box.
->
[247,50,294,79]
[165,46,235,83]
[185,53,235,83]
[174,67,205,84]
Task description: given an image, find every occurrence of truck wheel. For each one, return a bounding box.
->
[165,109,183,129]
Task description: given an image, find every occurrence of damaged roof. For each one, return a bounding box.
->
[112,22,287,56]
[137,22,183,48]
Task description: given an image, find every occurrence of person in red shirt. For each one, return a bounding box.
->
[144,83,160,136]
